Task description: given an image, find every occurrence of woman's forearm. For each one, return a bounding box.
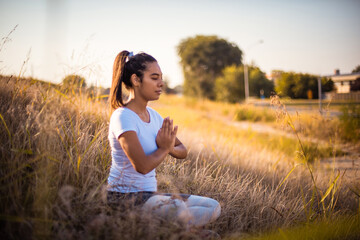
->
[141,143,186,174]
[139,147,170,174]
[120,131,170,175]
[169,143,187,159]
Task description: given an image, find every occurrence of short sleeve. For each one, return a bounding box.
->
[110,109,138,139]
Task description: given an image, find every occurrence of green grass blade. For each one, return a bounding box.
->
[320,172,340,203]
[82,130,102,157]
[0,113,12,144]
[77,155,81,173]
[54,88,69,99]
[276,164,299,191]
[96,94,109,99]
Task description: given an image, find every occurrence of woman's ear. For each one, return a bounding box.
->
[130,74,140,87]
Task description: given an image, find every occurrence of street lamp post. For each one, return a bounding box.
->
[244,64,249,100]
[243,40,263,102]
[318,76,322,114]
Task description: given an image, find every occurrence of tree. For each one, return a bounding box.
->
[348,65,360,91]
[292,74,318,99]
[214,65,274,103]
[248,66,274,98]
[321,77,334,93]
[352,65,360,73]
[177,35,242,99]
[275,72,334,99]
[62,74,87,89]
[275,72,295,98]
[215,65,244,103]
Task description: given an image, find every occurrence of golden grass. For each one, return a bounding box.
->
[0,76,359,239]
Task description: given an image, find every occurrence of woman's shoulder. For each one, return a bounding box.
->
[109,107,139,135]
[111,107,136,121]
[113,107,136,115]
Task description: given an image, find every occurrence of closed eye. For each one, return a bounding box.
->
[150,73,162,81]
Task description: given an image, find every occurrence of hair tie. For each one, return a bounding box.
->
[126,51,134,62]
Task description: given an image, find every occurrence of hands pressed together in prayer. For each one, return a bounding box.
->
[156,117,178,153]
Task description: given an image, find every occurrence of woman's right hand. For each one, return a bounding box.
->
[156,117,178,152]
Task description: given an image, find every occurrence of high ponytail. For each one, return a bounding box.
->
[109,51,128,112]
[109,50,157,113]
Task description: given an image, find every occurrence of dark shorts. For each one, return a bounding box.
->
[107,191,191,207]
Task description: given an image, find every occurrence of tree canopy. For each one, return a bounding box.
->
[248,66,274,98]
[352,65,360,73]
[177,35,242,99]
[214,65,244,103]
[275,72,333,99]
[215,65,274,103]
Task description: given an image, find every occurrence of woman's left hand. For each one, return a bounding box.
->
[156,117,178,153]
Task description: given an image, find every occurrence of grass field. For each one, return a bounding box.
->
[0,76,359,239]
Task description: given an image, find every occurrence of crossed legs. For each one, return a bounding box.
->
[142,194,221,227]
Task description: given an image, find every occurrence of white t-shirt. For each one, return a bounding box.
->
[107,106,163,193]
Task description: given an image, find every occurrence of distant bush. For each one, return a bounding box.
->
[234,106,275,122]
[339,104,360,142]
[295,144,341,163]
[62,74,87,89]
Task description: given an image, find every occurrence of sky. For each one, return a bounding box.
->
[1,0,359,88]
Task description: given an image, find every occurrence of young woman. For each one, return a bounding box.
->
[107,50,221,228]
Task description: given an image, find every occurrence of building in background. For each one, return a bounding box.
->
[327,69,360,101]
[330,69,360,93]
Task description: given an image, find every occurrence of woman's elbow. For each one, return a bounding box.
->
[180,146,188,159]
[172,145,187,159]
[129,158,152,175]
[179,151,187,159]
[174,150,187,159]
[134,165,152,175]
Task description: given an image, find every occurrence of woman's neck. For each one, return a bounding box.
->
[126,99,149,122]
[125,96,148,115]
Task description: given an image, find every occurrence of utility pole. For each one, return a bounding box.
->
[244,64,249,100]
[243,40,263,102]
[318,76,322,114]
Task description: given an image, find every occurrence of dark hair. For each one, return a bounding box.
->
[109,51,157,111]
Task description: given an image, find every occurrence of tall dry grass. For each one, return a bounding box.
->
[0,76,359,239]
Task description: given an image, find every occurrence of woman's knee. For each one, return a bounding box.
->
[142,195,190,221]
[187,195,221,208]
[211,200,221,221]
[186,195,221,221]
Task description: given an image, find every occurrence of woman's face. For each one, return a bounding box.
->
[137,61,164,101]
